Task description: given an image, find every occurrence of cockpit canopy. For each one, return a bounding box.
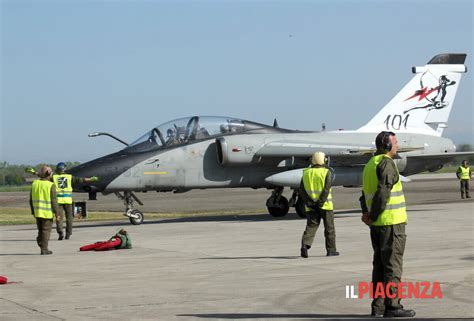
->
[125,116,291,153]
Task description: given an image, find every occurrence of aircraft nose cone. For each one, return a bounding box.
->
[68,151,135,193]
[68,163,109,193]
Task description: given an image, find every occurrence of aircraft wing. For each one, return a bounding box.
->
[255,141,423,165]
[255,141,374,157]
[405,151,474,161]
[400,151,474,175]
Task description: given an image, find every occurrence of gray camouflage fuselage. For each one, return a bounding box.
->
[71,130,456,193]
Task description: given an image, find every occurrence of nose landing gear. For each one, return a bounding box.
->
[266,187,289,217]
[115,192,145,225]
[266,188,307,218]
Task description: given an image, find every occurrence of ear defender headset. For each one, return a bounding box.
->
[377,131,395,153]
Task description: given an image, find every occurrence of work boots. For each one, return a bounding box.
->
[384,308,416,318]
[58,231,64,241]
[370,310,384,318]
[300,247,308,258]
[326,251,340,256]
[300,244,310,258]
[41,249,53,255]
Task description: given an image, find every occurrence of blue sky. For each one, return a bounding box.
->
[1,0,473,165]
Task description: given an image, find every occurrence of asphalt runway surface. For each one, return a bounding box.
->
[1,174,473,320]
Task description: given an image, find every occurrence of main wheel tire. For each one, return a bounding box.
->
[295,197,307,218]
[267,196,289,217]
[129,210,144,225]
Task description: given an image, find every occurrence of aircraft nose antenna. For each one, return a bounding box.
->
[88,132,129,146]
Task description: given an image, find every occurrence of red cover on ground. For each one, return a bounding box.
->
[80,242,106,251]
[94,238,122,251]
[0,276,8,284]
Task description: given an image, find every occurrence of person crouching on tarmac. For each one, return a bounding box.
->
[80,229,132,251]
[53,162,98,241]
[30,166,59,255]
[299,151,339,258]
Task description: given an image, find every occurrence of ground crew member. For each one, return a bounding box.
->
[456,160,471,199]
[29,166,59,255]
[299,151,339,258]
[360,131,415,318]
[79,229,132,251]
[53,162,98,240]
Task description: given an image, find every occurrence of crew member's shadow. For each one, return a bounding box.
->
[200,256,300,260]
[0,253,37,256]
[178,313,470,320]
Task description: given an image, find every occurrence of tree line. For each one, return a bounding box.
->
[0,161,80,186]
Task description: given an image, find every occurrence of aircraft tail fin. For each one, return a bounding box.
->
[357,53,467,136]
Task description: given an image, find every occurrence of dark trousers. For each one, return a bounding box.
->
[36,217,53,251]
[460,180,470,198]
[301,208,336,252]
[370,223,406,313]
[56,203,74,236]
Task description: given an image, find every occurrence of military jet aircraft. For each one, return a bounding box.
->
[70,53,470,224]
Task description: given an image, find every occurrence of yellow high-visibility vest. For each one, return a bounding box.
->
[459,167,470,180]
[302,167,333,211]
[31,180,55,219]
[53,174,73,205]
[362,154,407,226]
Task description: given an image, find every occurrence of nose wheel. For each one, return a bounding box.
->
[127,209,144,225]
[115,192,145,225]
[266,187,290,217]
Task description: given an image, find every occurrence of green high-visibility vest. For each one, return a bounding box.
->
[53,174,73,205]
[362,154,407,226]
[31,180,55,219]
[302,167,333,211]
[459,167,470,180]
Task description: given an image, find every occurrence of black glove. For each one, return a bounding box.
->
[306,201,319,211]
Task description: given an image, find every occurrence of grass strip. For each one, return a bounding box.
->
[0,207,266,225]
[0,186,31,192]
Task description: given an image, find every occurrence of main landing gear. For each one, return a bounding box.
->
[115,192,144,225]
[266,187,306,218]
